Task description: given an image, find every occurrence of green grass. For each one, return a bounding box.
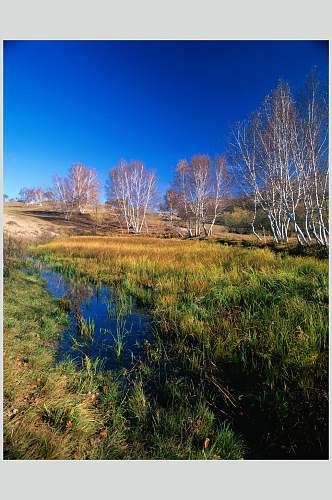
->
[4,235,328,459]
[4,248,244,459]
[30,235,328,458]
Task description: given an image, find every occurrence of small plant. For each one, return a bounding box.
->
[83,355,104,376]
[77,315,95,338]
[201,422,246,460]
[40,404,74,431]
[117,290,133,317]
[57,296,71,312]
[106,301,114,319]
[112,316,129,360]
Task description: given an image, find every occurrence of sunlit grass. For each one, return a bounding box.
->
[32,235,328,458]
[5,263,245,459]
[5,235,327,459]
[33,236,328,388]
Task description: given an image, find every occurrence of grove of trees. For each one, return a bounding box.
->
[18,187,53,205]
[230,74,328,246]
[106,160,156,234]
[165,155,230,237]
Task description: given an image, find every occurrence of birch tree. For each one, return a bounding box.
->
[68,164,100,214]
[160,188,178,223]
[53,164,100,220]
[206,156,230,236]
[18,187,45,205]
[19,187,35,204]
[172,155,229,237]
[53,175,73,220]
[106,160,156,233]
[297,72,329,245]
[33,187,46,206]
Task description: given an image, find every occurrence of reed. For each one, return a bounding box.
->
[77,315,95,338]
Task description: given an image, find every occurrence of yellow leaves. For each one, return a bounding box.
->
[86,391,98,404]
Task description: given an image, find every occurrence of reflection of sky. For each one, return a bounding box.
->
[40,267,152,371]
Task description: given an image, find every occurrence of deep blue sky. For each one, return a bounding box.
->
[4,40,328,200]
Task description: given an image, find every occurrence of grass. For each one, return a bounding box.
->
[4,270,112,459]
[77,315,95,338]
[30,235,329,458]
[4,239,244,459]
[4,235,328,459]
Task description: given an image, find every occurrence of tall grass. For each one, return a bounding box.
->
[22,235,329,457]
[4,267,244,459]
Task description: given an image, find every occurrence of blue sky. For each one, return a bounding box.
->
[4,40,328,200]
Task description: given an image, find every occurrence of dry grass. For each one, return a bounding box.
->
[4,202,174,240]
[4,201,259,242]
[35,235,274,276]
[5,234,328,458]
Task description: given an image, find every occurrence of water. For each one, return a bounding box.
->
[35,264,153,371]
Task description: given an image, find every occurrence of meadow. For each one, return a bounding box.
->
[4,235,328,459]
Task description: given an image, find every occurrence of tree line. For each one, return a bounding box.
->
[17,72,328,246]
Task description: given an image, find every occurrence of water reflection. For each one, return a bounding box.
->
[35,263,153,371]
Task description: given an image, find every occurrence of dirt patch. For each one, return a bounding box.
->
[4,213,61,241]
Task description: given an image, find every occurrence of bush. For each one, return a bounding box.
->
[224,208,252,233]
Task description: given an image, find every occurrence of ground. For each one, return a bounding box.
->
[3,201,261,242]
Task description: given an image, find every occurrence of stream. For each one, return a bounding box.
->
[33,262,153,371]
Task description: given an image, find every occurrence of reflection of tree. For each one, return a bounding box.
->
[66,280,94,311]
[63,279,94,336]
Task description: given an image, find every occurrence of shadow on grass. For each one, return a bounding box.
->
[215,236,328,260]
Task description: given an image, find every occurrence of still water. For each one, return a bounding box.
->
[35,264,153,371]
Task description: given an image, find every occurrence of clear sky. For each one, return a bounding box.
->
[4,40,328,200]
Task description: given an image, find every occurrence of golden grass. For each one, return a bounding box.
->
[28,235,329,458]
[36,235,279,276]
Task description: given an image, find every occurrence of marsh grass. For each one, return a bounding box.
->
[30,235,329,458]
[3,270,105,459]
[77,315,95,338]
[112,316,129,360]
[5,235,328,459]
[4,264,242,459]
